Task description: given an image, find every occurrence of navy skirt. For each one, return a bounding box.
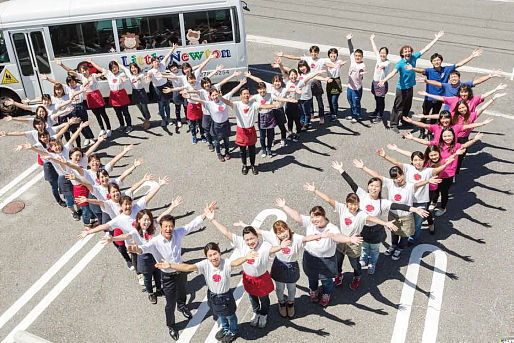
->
[132,88,149,105]
[210,120,231,140]
[302,250,337,279]
[270,258,300,283]
[207,290,237,317]
[137,253,156,274]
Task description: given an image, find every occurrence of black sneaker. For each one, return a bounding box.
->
[169,327,179,341]
[251,166,259,175]
[221,332,237,343]
[179,307,193,320]
[148,293,157,304]
[72,211,81,221]
[57,199,67,207]
[155,288,164,297]
[175,126,179,134]
[242,166,249,175]
[215,328,227,340]
[76,208,83,217]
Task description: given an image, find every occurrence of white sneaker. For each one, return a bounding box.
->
[359,259,366,268]
[280,139,285,147]
[261,151,266,158]
[428,203,436,211]
[137,274,145,286]
[98,130,106,137]
[351,118,357,123]
[258,314,267,328]
[250,313,260,327]
[345,116,352,120]
[434,208,446,217]
[83,139,91,146]
[106,130,112,137]
[177,121,182,128]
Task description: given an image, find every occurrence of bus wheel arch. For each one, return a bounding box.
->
[0,88,20,116]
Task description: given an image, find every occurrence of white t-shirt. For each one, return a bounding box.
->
[204,96,232,123]
[326,59,344,78]
[334,201,368,236]
[127,228,155,246]
[301,56,326,72]
[373,55,391,82]
[24,127,56,144]
[348,54,366,90]
[301,215,340,258]
[297,74,312,100]
[125,70,146,90]
[232,235,271,277]
[284,79,302,101]
[147,61,168,87]
[403,164,433,203]
[106,71,126,91]
[250,83,273,114]
[179,69,201,90]
[78,73,100,92]
[169,70,184,88]
[195,258,232,294]
[261,230,304,263]
[106,197,147,233]
[382,178,415,216]
[184,81,201,104]
[233,100,259,128]
[64,84,84,104]
[83,164,114,186]
[356,187,394,225]
[90,178,122,200]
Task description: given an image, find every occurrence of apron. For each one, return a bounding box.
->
[73,184,90,205]
[311,79,323,96]
[336,242,361,259]
[270,258,300,283]
[86,90,105,108]
[326,77,342,95]
[235,126,257,146]
[207,290,237,317]
[388,212,415,238]
[137,253,157,274]
[242,271,274,297]
[371,80,388,98]
[258,111,275,130]
[302,250,337,279]
[109,89,130,107]
[131,88,149,105]
[361,224,386,244]
[187,102,203,120]
[210,120,231,140]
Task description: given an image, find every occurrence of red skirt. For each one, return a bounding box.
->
[235,126,257,146]
[109,89,130,107]
[113,228,125,247]
[86,90,105,108]
[242,271,274,297]
[73,184,89,205]
[187,102,203,121]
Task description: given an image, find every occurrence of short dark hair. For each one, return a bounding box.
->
[411,151,425,161]
[242,225,257,237]
[379,47,389,55]
[354,49,364,55]
[200,77,212,88]
[346,193,360,204]
[41,94,52,101]
[108,61,119,72]
[256,82,267,90]
[120,195,133,206]
[32,117,46,130]
[68,147,83,159]
[297,60,310,74]
[65,75,78,86]
[128,62,141,74]
[310,206,326,218]
[389,166,404,178]
[327,48,338,56]
[449,70,460,78]
[309,45,320,53]
[430,53,443,62]
[203,242,221,256]
[159,214,175,227]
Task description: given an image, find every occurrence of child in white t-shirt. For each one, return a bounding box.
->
[346,33,366,123]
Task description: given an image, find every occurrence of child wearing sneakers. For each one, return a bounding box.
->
[346,33,366,123]
[276,198,362,307]
[303,183,398,289]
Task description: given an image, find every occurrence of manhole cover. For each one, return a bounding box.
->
[2,201,25,214]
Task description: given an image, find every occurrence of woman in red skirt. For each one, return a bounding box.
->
[88,58,133,134]
[218,86,282,175]
[209,213,286,329]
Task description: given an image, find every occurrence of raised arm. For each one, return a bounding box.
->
[303,70,325,85]
[303,182,335,208]
[67,121,87,146]
[4,98,32,111]
[225,78,247,99]
[275,51,301,60]
[163,43,179,65]
[473,69,502,87]
[128,173,154,195]
[275,198,303,225]
[386,143,412,158]
[195,53,215,74]
[346,33,354,55]
[403,132,431,146]
[417,90,444,102]
[85,135,106,157]
[461,132,483,149]
[455,49,482,69]
[55,59,79,77]
[413,176,441,190]
[402,116,431,129]
[86,58,106,74]
[217,70,242,88]
[106,144,134,170]
[118,158,143,183]
[331,160,358,192]
[405,65,426,74]
[378,69,398,86]
[419,30,444,56]
[156,261,198,273]
[231,251,259,267]
[366,216,399,232]
[369,33,379,55]
[209,216,234,242]
[244,71,264,84]
[376,148,404,169]
[431,153,459,175]
[476,92,505,118]
[353,159,383,181]
[40,74,60,85]
[481,83,507,100]
[156,196,183,223]
[144,176,169,205]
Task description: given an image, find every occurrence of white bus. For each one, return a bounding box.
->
[0,0,248,112]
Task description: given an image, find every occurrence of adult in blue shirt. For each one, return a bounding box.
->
[379,30,444,133]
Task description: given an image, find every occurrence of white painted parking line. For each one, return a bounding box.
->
[178,208,287,343]
[247,34,512,78]
[0,171,44,210]
[0,235,94,330]
[0,164,39,198]
[2,241,105,343]
[390,244,447,343]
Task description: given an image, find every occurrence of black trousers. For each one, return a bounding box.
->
[431,177,454,209]
[162,271,187,328]
[390,87,413,126]
[422,99,442,125]
[113,105,132,127]
[91,107,111,131]
[240,145,256,166]
[285,102,301,133]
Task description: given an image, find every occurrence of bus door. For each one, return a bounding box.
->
[9,30,51,99]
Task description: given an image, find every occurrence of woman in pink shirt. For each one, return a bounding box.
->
[404,127,483,216]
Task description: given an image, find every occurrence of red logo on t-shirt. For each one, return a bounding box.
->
[106,194,111,199]
[132,221,136,227]
[394,194,402,201]
[310,64,315,68]
[119,209,123,214]
[112,79,117,83]
[212,274,222,282]
[260,99,266,105]
[290,85,295,89]
[246,259,255,265]
[299,77,304,81]
[344,218,353,226]
[218,105,224,112]
[365,204,375,212]
[282,247,291,254]
[414,173,422,181]
[243,107,249,114]
[144,232,151,241]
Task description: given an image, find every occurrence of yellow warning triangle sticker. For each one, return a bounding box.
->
[2,69,19,84]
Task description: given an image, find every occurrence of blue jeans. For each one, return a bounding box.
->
[313,93,325,117]
[219,313,238,334]
[43,162,61,203]
[249,294,270,315]
[136,103,151,120]
[361,242,380,265]
[308,276,334,295]
[346,88,363,117]
[188,119,204,137]
[213,137,229,155]
[410,202,430,243]
[259,128,274,152]
[57,175,75,208]
[154,85,170,121]
[299,98,313,125]
[144,269,162,294]
[327,93,340,116]
[80,203,94,225]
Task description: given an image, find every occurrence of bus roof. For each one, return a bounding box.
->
[0,0,238,29]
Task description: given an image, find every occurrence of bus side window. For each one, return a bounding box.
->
[49,20,115,57]
[183,9,234,45]
[116,14,181,51]
[0,31,10,64]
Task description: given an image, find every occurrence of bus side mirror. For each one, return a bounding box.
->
[241,1,250,11]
